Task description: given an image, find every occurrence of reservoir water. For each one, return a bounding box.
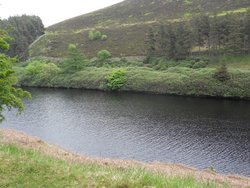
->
[2,88,250,176]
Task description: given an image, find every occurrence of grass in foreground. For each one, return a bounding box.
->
[0,144,222,188]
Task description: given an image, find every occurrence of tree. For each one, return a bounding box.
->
[0,28,31,122]
[217,14,231,52]
[224,17,244,55]
[157,25,167,56]
[144,27,156,63]
[175,23,192,60]
[210,14,220,55]
[0,15,44,60]
[165,23,176,59]
[193,14,210,53]
[61,44,88,73]
[243,9,250,54]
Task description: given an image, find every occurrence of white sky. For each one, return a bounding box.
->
[0,0,124,27]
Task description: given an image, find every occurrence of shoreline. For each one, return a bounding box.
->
[0,128,249,187]
[19,85,250,101]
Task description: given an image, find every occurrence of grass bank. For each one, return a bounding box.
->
[0,144,220,188]
[15,55,250,99]
[2,129,249,187]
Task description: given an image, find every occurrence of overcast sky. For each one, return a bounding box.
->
[0,0,124,27]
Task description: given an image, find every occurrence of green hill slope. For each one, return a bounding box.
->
[29,0,250,58]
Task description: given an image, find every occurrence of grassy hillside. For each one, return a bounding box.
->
[29,0,250,58]
[47,0,250,32]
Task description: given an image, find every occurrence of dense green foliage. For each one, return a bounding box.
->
[16,55,250,99]
[20,59,60,87]
[97,50,111,60]
[106,68,127,91]
[0,15,44,60]
[0,144,221,188]
[0,29,30,122]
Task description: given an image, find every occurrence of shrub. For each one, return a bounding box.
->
[120,57,128,63]
[88,30,103,40]
[25,60,44,77]
[177,60,194,68]
[153,60,169,70]
[21,59,61,86]
[40,63,60,81]
[213,64,231,82]
[101,35,108,40]
[94,31,102,39]
[187,56,210,63]
[97,50,111,60]
[143,56,151,64]
[106,68,127,91]
[88,31,94,40]
[192,61,208,69]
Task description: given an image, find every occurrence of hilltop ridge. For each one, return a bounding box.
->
[48,0,250,33]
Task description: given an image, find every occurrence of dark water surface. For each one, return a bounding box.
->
[2,88,250,176]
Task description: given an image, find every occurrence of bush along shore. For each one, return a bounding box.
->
[14,48,250,99]
[1,129,250,187]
